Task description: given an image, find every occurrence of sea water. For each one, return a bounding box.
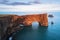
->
[12,12,60,40]
[0,12,60,40]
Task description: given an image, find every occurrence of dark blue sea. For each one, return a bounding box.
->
[0,12,60,40]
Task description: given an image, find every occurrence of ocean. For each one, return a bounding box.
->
[0,12,60,40]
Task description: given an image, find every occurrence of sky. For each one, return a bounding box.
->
[0,0,60,15]
[0,0,60,4]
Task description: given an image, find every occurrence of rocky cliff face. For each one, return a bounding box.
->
[0,13,48,40]
[0,15,23,40]
[22,14,48,26]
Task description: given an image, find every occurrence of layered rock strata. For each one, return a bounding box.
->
[0,13,48,40]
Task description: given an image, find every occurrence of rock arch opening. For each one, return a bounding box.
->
[32,21,39,29]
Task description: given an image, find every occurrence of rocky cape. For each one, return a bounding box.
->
[0,13,48,40]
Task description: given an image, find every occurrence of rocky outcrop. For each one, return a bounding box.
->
[48,14,54,18]
[0,13,48,40]
[22,14,48,26]
[0,15,23,40]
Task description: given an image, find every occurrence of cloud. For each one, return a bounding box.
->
[0,0,40,5]
[0,4,60,13]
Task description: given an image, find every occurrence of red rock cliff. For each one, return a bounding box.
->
[10,13,48,26]
[0,13,48,40]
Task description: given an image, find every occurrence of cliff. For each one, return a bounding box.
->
[0,13,48,40]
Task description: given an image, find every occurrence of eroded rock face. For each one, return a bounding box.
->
[23,14,48,26]
[0,13,48,40]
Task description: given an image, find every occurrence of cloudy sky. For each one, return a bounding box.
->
[0,0,60,4]
[10,0,60,4]
[0,0,60,15]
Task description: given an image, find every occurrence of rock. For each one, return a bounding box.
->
[51,21,54,24]
[48,14,54,18]
[0,13,48,40]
